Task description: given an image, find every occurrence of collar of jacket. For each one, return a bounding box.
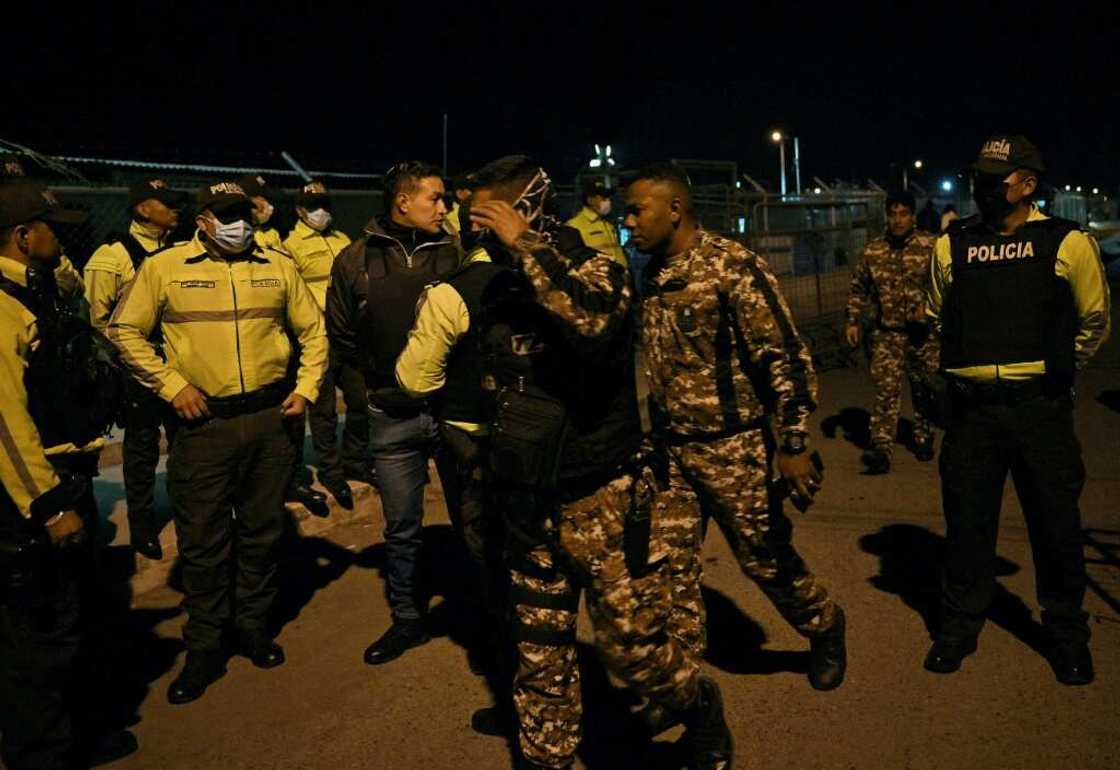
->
[363,216,452,257]
[578,205,606,224]
[185,231,270,264]
[0,255,31,287]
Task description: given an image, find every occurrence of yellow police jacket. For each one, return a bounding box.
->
[83,220,169,332]
[0,256,104,518]
[445,202,461,236]
[282,220,351,311]
[107,232,328,404]
[927,206,1111,381]
[566,206,627,267]
[255,226,287,254]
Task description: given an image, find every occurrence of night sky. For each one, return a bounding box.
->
[10,2,1118,190]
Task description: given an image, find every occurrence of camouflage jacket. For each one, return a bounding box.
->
[641,229,818,439]
[845,229,937,330]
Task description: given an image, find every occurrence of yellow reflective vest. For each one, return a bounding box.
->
[282,220,351,311]
[566,206,627,267]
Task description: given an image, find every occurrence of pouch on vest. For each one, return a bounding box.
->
[489,381,568,492]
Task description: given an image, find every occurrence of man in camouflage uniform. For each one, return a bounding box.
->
[844,189,940,474]
[624,162,847,692]
[429,156,733,770]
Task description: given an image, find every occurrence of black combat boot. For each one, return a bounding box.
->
[861,448,891,475]
[923,636,978,674]
[167,650,227,704]
[1050,643,1094,686]
[680,676,734,770]
[913,438,935,461]
[808,607,847,690]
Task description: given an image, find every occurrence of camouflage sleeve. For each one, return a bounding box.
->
[845,250,871,325]
[512,230,632,349]
[731,254,819,437]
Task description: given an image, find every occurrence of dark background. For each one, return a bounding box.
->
[7,1,1118,189]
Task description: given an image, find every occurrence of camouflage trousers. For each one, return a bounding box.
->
[510,467,700,769]
[869,329,940,455]
[659,429,839,641]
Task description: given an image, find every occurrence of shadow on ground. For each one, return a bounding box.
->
[1096,389,1120,414]
[859,523,1049,654]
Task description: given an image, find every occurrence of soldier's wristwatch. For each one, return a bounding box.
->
[781,433,809,455]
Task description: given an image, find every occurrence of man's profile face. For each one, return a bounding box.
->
[137,199,180,231]
[886,203,915,238]
[398,177,448,235]
[623,179,675,254]
[23,221,63,267]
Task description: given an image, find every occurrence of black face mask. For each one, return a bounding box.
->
[973,173,1016,223]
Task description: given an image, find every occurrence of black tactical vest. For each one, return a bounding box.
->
[106,230,151,271]
[0,270,124,448]
[941,215,1079,383]
[438,234,643,483]
[361,240,460,390]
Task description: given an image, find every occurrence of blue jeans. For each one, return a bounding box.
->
[368,407,438,621]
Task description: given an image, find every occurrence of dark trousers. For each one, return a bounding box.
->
[0,463,98,770]
[308,360,370,484]
[167,406,295,651]
[121,394,177,539]
[939,389,1089,645]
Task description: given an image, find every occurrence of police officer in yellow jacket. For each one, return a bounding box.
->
[925,136,1110,684]
[566,176,627,267]
[84,177,187,560]
[282,180,364,506]
[108,180,328,705]
[0,183,139,769]
[237,173,288,254]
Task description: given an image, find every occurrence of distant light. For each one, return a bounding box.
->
[1065,185,1071,191]
[1093,187,1099,195]
[813,187,822,194]
[940,180,954,193]
[770,130,783,143]
[1076,186,1083,192]
[589,159,602,168]
[1038,200,1047,208]
[737,217,746,233]
[913,160,923,170]
[736,180,742,189]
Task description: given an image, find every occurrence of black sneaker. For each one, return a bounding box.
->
[237,630,286,669]
[286,482,330,517]
[681,676,734,770]
[861,449,891,475]
[1050,643,1094,686]
[363,619,431,665]
[168,650,227,704]
[808,607,847,690]
[923,636,978,674]
[322,478,354,510]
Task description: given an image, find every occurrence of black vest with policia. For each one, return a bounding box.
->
[361,236,460,393]
[941,215,1079,385]
[439,232,643,485]
[0,268,124,449]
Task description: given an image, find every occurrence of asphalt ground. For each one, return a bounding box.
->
[78,312,1120,770]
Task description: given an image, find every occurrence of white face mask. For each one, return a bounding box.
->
[253,201,274,226]
[596,199,612,217]
[305,208,332,231]
[207,216,255,253]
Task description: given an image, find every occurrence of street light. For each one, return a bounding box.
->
[903,159,923,190]
[771,131,787,196]
[941,179,954,193]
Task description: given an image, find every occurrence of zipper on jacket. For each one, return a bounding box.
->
[228,263,247,394]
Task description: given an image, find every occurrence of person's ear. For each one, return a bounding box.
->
[396,192,410,214]
[135,201,152,221]
[669,198,682,225]
[1020,176,1038,198]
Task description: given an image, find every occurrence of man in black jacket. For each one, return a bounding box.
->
[325,162,461,665]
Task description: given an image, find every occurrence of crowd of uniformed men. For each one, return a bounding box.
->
[0,133,1111,770]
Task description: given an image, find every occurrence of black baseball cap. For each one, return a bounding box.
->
[196,180,253,215]
[237,173,282,201]
[582,176,615,198]
[128,177,187,208]
[970,135,1046,175]
[0,182,88,228]
[295,180,332,208]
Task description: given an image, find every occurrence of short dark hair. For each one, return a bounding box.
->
[384,161,443,210]
[0,224,19,247]
[884,189,916,214]
[628,162,694,215]
[471,155,541,198]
